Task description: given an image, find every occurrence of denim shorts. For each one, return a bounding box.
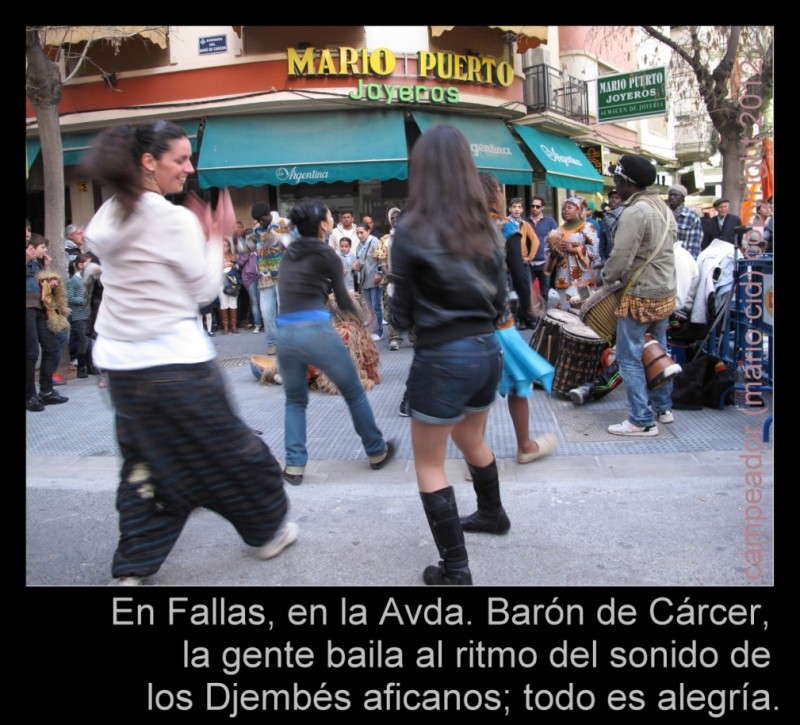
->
[407,333,503,424]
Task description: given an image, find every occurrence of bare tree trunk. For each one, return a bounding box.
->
[719,131,745,213]
[26,27,66,274]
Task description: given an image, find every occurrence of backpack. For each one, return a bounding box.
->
[671,350,735,410]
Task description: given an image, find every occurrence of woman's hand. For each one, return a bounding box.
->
[186,188,235,242]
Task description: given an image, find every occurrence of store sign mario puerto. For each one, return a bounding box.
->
[287,46,514,106]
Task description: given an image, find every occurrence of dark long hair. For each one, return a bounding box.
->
[69,253,91,277]
[83,120,188,220]
[290,199,329,238]
[400,125,497,257]
[479,172,506,216]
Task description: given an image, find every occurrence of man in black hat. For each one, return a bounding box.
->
[602,154,677,436]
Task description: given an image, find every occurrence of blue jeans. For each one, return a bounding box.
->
[362,286,383,337]
[247,280,263,328]
[530,263,550,301]
[259,283,279,347]
[277,318,386,467]
[616,314,673,427]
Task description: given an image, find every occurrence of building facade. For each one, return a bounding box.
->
[27,26,696,232]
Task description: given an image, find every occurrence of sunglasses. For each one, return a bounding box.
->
[531,204,543,208]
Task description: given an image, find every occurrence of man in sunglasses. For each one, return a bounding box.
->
[527,196,558,301]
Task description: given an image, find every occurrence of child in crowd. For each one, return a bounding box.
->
[66,253,100,378]
[338,237,356,291]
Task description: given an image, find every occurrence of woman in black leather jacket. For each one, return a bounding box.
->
[389,125,506,585]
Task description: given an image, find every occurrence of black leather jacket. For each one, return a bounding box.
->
[388,222,507,348]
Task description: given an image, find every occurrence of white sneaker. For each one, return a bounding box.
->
[657,410,674,424]
[607,419,658,437]
[371,333,383,342]
[256,522,299,560]
[111,576,144,586]
[389,340,400,351]
[252,325,262,334]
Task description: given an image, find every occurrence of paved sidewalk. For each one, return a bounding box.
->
[26,326,774,586]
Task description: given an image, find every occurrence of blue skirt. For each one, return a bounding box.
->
[496,325,555,397]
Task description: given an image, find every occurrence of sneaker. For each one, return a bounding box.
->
[282,467,304,486]
[256,522,299,560]
[398,399,410,417]
[40,390,69,405]
[26,395,45,412]
[371,333,383,342]
[607,419,658,437]
[52,373,67,386]
[111,576,144,586]
[389,339,400,351]
[70,359,78,369]
[569,384,591,405]
[252,325,262,334]
[370,439,396,470]
[657,410,674,424]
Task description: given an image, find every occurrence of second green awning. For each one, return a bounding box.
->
[511,124,603,193]
[412,111,533,186]
[197,111,408,189]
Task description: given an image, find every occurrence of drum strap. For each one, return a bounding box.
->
[621,204,672,297]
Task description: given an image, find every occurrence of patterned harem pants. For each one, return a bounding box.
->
[108,361,288,578]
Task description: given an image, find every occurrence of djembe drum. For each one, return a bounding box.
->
[533,309,580,367]
[552,321,609,398]
[642,334,682,390]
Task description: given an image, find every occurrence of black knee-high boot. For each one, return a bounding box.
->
[461,458,510,534]
[420,486,473,585]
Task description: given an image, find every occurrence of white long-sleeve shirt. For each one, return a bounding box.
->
[85,192,222,369]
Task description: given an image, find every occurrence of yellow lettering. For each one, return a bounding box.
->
[287,47,316,75]
[453,54,468,81]
[418,51,436,77]
[496,61,514,87]
[340,47,359,75]
[368,48,396,76]
[317,48,337,74]
[467,55,482,82]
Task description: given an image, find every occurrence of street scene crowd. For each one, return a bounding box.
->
[26,122,773,586]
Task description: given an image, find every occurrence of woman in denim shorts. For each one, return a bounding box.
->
[389,125,507,585]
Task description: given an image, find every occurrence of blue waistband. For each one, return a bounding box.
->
[276,309,331,327]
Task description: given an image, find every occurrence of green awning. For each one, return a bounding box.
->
[411,111,533,186]
[511,124,603,193]
[26,138,41,174]
[197,111,408,189]
[26,119,201,169]
[62,133,98,166]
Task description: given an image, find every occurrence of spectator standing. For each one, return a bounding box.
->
[353,223,386,341]
[527,196,558,301]
[26,234,69,410]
